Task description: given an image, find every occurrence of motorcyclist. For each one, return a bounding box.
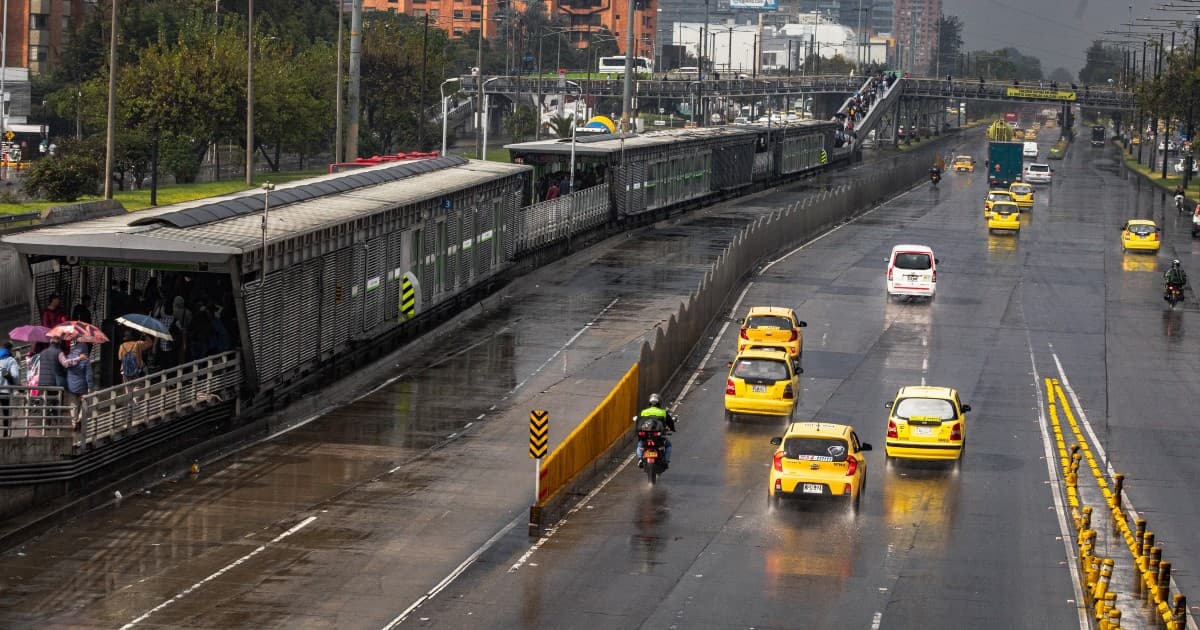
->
[1175,184,1187,212]
[1164,259,1188,297]
[634,393,676,469]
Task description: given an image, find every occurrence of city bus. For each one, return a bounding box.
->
[597,56,653,76]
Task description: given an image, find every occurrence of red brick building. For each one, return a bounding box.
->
[4,0,88,75]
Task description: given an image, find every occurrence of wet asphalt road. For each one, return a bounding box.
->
[0,137,935,628]
[3,125,1198,629]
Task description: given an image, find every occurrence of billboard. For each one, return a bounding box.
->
[729,0,778,9]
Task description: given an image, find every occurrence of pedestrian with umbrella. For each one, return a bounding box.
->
[64,341,93,428]
[116,314,171,379]
[44,322,107,429]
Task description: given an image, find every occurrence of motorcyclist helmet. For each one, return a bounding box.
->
[648,393,662,407]
[1172,259,1181,269]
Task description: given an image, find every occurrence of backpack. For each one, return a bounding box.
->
[121,349,143,379]
[0,357,16,387]
[637,416,665,434]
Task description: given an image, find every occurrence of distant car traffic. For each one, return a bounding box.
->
[768,422,872,511]
[1023,142,1039,158]
[952,155,975,172]
[1008,182,1034,209]
[724,348,800,421]
[986,201,1022,232]
[985,190,1016,212]
[1023,162,1053,184]
[738,306,807,363]
[1121,219,1161,252]
[884,386,970,465]
[1172,157,1199,175]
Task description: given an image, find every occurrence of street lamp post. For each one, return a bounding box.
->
[103,0,118,199]
[259,180,275,351]
[245,0,255,186]
[418,12,430,149]
[441,78,460,156]
[1186,18,1199,188]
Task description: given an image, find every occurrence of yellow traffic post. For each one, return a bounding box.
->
[1134,520,1146,558]
[528,410,549,536]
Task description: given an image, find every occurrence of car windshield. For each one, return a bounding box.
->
[893,397,957,420]
[1127,223,1155,235]
[894,253,932,270]
[747,315,792,330]
[783,437,849,462]
[988,193,1011,201]
[733,359,790,381]
[955,156,971,162]
[1012,186,1031,193]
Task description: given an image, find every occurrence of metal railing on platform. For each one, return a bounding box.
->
[79,351,241,448]
[0,388,72,438]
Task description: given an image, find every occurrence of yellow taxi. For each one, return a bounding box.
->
[1121,219,1161,252]
[1008,182,1034,209]
[884,386,970,463]
[986,200,1021,231]
[1013,129,1025,141]
[768,422,872,510]
[985,190,1016,212]
[738,306,807,361]
[724,348,800,421]
[951,155,975,172]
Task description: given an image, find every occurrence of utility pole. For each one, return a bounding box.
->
[419,12,429,148]
[335,0,345,163]
[245,0,254,185]
[347,0,363,161]
[103,0,118,199]
[622,0,636,135]
[1186,20,1198,188]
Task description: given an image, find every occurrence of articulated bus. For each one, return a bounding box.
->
[597,56,653,76]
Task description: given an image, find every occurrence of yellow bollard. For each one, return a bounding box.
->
[1113,473,1124,509]
[1157,560,1172,606]
[1133,520,1146,558]
[1106,608,1120,630]
[1095,591,1116,623]
[1092,558,1113,604]
[1081,505,1093,531]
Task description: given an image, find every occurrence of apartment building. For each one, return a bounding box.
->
[892,0,937,74]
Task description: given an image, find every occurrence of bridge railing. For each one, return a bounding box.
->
[513,184,609,254]
[0,387,73,439]
[73,351,242,448]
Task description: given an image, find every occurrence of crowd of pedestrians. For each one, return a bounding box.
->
[834,71,897,145]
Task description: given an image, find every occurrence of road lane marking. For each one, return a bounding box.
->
[1026,338,1090,630]
[1050,350,1199,630]
[381,514,522,629]
[119,516,317,629]
[871,611,883,629]
[507,297,620,396]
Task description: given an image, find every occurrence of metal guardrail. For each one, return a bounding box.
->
[512,184,609,253]
[0,387,72,438]
[0,211,40,229]
[79,351,241,448]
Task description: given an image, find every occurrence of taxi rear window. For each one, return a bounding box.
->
[988,193,1010,201]
[1028,164,1049,173]
[893,253,931,270]
[732,359,790,382]
[1127,223,1155,235]
[894,397,956,420]
[747,315,792,330]
[783,437,849,462]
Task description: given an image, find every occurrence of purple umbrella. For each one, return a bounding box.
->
[8,325,50,344]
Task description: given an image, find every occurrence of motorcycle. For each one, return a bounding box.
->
[1176,194,1188,214]
[930,171,941,186]
[637,429,670,484]
[1165,283,1185,309]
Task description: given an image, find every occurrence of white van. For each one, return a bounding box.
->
[1023,141,1038,158]
[886,245,938,300]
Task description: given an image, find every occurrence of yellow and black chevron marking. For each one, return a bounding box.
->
[529,410,549,459]
[400,274,416,320]
[819,149,828,165]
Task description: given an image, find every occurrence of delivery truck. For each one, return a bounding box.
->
[988,141,1023,187]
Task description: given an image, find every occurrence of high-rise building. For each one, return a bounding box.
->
[6,0,88,75]
[366,0,656,58]
[893,0,937,74]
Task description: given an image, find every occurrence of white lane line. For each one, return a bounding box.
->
[508,451,638,574]
[671,283,754,411]
[507,297,620,395]
[381,515,522,629]
[1050,350,1200,630]
[119,516,317,630]
[871,611,883,630]
[1027,339,1090,630]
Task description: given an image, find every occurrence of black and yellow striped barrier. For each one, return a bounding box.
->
[400,273,416,320]
[529,410,549,459]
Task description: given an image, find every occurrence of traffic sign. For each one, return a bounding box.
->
[529,410,549,459]
[4,131,13,141]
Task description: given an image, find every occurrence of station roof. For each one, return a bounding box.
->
[505,126,760,156]
[3,157,530,267]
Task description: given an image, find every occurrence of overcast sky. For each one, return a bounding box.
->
[942,0,1149,77]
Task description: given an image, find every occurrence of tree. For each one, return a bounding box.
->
[1079,41,1122,85]
[1049,67,1074,84]
[967,47,1042,81]
[936,16,964,77]
[503,105,537,142]
[22,138,103,201]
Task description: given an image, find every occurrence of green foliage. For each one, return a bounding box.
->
[160,134,202,183]
[503,105,538,142]
[936,16,964,76]
[1079,41,1122,85]
[547,114,574,139]
[22,139,103,201]
[967,47,1043,81]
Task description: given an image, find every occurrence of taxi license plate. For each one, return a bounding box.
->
[906,274,919,281]
[914,426,934,436]
[752,384,767,393]
[802,484,823,494]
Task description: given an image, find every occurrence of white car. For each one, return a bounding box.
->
[1023,142,1038,158]
[1023,162,1053,184]
[1173,157,1199,175]
[886,245,937,300]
